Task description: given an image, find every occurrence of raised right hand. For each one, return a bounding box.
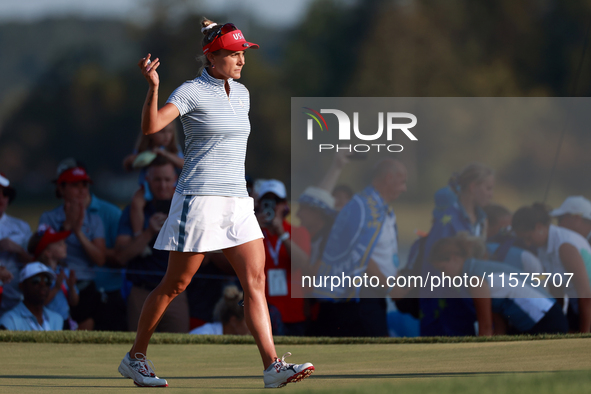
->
[138,54,161,88]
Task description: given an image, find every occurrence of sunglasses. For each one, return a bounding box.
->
[206,23,238,43]
[29,275,52,286]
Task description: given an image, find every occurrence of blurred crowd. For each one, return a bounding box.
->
[1,123,590,337]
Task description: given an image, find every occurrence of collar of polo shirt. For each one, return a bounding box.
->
[202,68,233,85]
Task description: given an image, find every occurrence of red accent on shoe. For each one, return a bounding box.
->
[285,366,315,385]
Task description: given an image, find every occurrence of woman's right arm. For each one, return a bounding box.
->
[559,243,591,332]
[138,54,180,135]
[469,281,493,336]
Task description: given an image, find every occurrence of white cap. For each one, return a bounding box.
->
[550,196,591,221]
[19,262,56,283]
[0,173,9,187]
[298,186,336,216]
[257,179,287,199]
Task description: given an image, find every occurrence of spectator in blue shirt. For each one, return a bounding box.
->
[0,172,34,316]
[419,163,494,336]
[0,262,63,331]
[39,164,105,330]
[52,158,126,331]
[483,204,543,273]
[429,235,568,336]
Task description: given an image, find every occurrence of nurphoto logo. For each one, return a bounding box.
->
[303,107,418,153]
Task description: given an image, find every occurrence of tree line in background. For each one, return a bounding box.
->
[0,0,590,203]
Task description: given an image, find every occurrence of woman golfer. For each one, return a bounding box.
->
[118,18,314,388]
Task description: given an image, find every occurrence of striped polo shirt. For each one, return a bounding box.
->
[166,68,251,197]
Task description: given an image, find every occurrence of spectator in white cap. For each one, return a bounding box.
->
[255,179,311,336]
[0,262,63,331]
[551,196,591,244]
[0,172,33,317]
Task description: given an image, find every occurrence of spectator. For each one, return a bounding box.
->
[297,187,337,268]
[419,163,494,337]
[114,157,189,333]
[430,235,568,336]
[123,122,184,236]
[53,158,125,331]
[550,196,591,244]
[484,204,543,273]
[0,262,63,331]
[27,225,79,329]
[0,173,33,316]
[190,285,249,335]
[314,159,407,337]
[39,164,106,330]
[513,203,591,333]
[256,179,311,336]
[483,204,512,239]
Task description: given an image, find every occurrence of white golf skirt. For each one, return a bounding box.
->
[154,193,264,253]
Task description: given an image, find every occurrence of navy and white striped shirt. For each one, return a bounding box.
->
[167,68,251,197]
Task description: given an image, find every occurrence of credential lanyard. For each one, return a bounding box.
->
[264,230,283,267]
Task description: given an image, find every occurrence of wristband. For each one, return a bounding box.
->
[279,232,290,242]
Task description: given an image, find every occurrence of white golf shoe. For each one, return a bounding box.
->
[263,352,314,388]
[118,352,168,387]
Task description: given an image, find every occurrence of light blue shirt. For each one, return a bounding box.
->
[39,206,105,281]
[166,68,251,197]
[46,267,78,320]
[0,214,31,313]
[0,302,63,331]
[89,194,123,292]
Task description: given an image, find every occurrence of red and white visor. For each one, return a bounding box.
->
[203,30,259,54]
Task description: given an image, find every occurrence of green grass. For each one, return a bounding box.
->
[0,337,590,393]
[1,330,591,344]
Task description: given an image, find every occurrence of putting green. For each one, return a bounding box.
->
[0,338,589,393]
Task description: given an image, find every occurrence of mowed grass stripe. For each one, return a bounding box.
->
[0,338,589,393]
[1,330,591,344]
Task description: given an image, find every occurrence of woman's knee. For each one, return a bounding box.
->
[160,275,192,296]
[244,269,266,293]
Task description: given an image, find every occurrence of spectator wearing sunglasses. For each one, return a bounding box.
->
[0,173,33,317]
[0,262,63,331]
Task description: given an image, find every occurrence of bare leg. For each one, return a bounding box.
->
[129,251,205,356]
[223,238,277,369]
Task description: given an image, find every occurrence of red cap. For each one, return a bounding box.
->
[203,30,259,55]
[30,225,70,258]
[56,167,92,184]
